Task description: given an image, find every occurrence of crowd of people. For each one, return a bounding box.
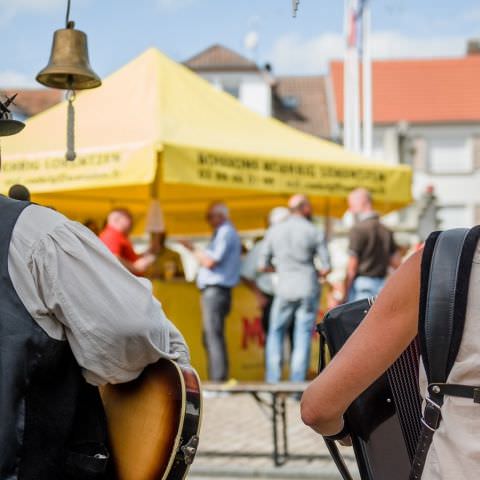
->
[8,183,399,386]
[97,187,396,386]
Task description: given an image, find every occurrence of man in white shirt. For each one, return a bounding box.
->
[0,194,190,479]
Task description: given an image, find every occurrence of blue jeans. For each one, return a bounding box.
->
[265,293,319,383]
[348,276,385,302]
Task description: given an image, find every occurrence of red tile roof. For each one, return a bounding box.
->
[184,44,258,72]
[1,88,62,117]
[273,76,332,139]
[330,56,480,124]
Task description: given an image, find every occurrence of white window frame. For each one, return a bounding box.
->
[427,135,473,175]
[437,205,471,229]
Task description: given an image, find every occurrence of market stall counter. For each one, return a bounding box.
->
[151,280,321,381]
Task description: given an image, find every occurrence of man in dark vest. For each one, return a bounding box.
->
[0,140,190,478]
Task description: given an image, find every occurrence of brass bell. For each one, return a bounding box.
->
[0,94,25,137]
[36,22,101,90]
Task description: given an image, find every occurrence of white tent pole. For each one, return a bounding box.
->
[343,0,352,150]
[352,37,361,153]
[362,2,373,157]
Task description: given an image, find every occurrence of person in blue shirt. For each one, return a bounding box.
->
[180,202,241,381]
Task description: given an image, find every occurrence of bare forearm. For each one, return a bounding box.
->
[194,249,216,269]
[302,250,421,435]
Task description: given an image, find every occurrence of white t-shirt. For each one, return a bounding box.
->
[419,242,480,479]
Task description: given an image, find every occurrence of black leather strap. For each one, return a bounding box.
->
[323,439,354,480]
[410,229,469,480]
[323,422,350,441]
[423,228,469,384]
[428,383,480,403]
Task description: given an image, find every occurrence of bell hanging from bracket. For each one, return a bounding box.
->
[0,94,25,137]
[0,94,26,166]
[36,0,101,161]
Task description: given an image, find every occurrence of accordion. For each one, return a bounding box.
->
[318,227,480,480]
[318,298,422,480]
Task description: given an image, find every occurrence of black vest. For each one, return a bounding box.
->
[0,197,109,480]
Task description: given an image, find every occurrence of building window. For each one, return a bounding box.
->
[437,205,470,229]
[428,136,472,174]
[223,84,240,99]
[371,135,385,161]
[280,95,299,110]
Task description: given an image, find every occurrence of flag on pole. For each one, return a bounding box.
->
[346,0,367,50]
[292,0,300,17]
[344,0,367,153]
[346,0,358,48]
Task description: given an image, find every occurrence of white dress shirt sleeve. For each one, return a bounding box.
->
[27,220,190,386]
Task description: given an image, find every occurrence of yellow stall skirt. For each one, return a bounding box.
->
[152,280,322,381]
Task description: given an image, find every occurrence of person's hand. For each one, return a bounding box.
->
[255,291,268,309]
[317,269,331,281]
[178,239,194,251]
[134,253,155,272]
[260,265,275,273]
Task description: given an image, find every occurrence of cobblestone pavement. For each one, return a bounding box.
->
[189,393,359,479]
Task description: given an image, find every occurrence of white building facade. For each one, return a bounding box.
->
[184,44,272,118]
[330,52,480,231]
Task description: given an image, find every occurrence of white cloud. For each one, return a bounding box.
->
[269,31,468,75]
[0,70,36,88]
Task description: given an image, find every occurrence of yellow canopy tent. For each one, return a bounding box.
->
[1,48,412,234]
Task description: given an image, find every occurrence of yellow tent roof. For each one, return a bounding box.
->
[1,48,412,234]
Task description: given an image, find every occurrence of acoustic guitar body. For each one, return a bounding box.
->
[101,358,202,480]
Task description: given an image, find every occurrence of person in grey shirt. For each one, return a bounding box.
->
[241,206,290,335]
[259,194,331,383]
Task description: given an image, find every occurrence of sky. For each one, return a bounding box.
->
[0,0,479,87]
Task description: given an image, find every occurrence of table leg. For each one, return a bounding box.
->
[271,392,281,466]
[281,395,288,459]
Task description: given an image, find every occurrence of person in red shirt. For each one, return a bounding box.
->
[100,208,154,275]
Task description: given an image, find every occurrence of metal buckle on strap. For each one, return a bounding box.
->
[425,396,442,410]
[421,396,442,431]
[473,388,480,404]
[420,417,437,433]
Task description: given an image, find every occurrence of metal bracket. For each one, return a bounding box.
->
[181,435,199,465]
[473,388,480,404]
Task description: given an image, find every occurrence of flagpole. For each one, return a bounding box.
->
[343,0,352,151]
[352,29,361,154]
[362,1,373,157]
[345,0,361,153]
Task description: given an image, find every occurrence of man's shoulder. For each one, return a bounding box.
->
[351,218,373,234]
[292,216,322,234]
[14,204,70,246]
[219,221,240,239]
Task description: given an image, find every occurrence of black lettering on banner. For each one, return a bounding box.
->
[195,151,391,192]
[215,172,228,182]
[231,175,243,184]
[198,169,212,179]
[197,152,260,171]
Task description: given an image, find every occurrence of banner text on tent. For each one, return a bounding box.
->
[1,152,122,187]
[162,146,412,200]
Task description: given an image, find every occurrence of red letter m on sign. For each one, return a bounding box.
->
[242,316,265,350]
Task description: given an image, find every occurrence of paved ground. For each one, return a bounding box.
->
[189,392,359,479]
